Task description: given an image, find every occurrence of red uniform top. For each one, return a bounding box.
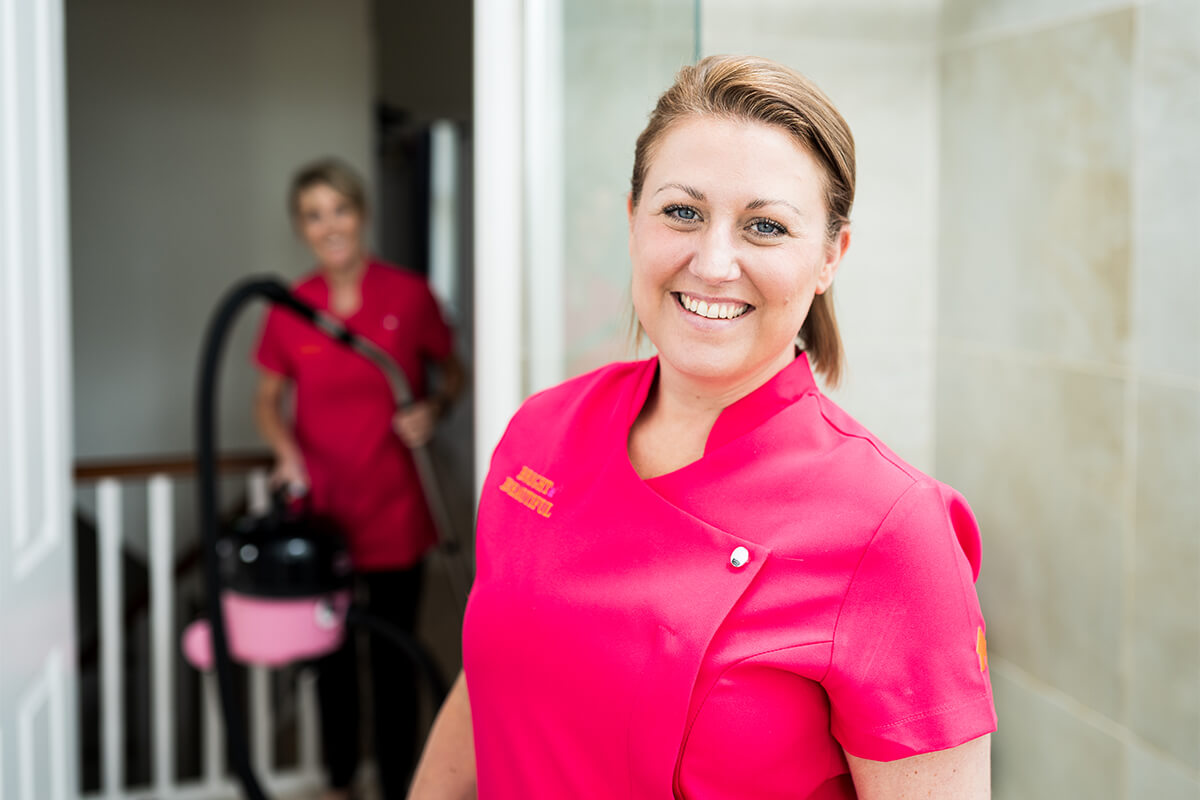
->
[463,354,996,799]
[254,260,453,570]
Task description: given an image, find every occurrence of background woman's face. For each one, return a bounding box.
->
[295,183,366,273]
[628,115,845,393]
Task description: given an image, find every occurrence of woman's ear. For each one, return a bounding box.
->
[626,193,636,232]
[815,225,851,295]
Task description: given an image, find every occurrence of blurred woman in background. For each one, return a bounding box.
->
[254,158,463,800]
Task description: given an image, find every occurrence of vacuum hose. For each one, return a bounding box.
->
[197,276,463,799]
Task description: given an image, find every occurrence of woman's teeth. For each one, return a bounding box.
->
[677,292,750,320]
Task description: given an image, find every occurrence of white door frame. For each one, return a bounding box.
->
[471,0,565,494]
[0,0,78,797]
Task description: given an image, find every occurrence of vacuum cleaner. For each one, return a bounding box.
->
[184,276,469,800]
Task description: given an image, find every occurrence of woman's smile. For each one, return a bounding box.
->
[674,291,753,320]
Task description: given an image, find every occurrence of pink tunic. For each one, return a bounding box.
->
[254,260,453,570]
[463,355,996,798]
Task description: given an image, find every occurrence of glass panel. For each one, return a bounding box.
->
[560,1,699,376]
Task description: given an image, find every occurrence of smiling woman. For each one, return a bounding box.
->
[410,56,995,800]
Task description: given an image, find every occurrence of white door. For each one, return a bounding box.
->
[0,0,78,798]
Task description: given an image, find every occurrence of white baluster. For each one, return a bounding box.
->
[97,478,123,798]
[298,667,320,772]
[247,469,269,514]
[201,673,224,790]
[247,467,275,777]
[251,666,272,779]
[148,475,175,796]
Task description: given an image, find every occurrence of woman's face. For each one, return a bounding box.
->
[629,116,849,394]
[295,183,366,274]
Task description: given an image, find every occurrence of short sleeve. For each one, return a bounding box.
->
[253,306,292,377]
[415,281,454,361]
[823,479,997,761]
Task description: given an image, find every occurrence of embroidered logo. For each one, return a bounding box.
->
[498,465,556,518]
[976,627,988,673]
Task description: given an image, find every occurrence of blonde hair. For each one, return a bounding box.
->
[288,157,368,220]
[630,55,855,386]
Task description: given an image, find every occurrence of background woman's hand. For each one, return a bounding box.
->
[393,400,440,448]
[270,445,310,495]
[256,371,309,495]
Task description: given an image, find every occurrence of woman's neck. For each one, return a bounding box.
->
[655,347,793,422]
[628,353,793,479]
[321,254,368,288]
[322,256,368,317]
[626,369,741,479]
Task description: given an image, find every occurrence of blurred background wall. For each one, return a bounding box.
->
[67,0,374,462]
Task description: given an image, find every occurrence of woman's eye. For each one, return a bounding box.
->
[664,204,699,222]
[750,218,786,236]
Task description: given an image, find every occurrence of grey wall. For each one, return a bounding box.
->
[374,0,473,122]
[67,0,373,461]
[937,1,1200,797]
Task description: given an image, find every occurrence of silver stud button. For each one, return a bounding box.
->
[730,546,750,568]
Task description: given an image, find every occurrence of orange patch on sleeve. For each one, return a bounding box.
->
[976,627,988,673]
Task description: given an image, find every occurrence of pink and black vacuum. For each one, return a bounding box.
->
[188,277,466,800]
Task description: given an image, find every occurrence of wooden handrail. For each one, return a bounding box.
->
[74,450,273,481]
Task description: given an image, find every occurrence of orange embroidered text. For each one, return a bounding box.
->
[499,472,554,518]
[516,465,554,494]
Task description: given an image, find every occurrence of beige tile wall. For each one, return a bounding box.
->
[990,665,1124,800]
[940,12,1134,365]
[1136,0,1200,381]
[936,349,1127,717]
[937,0,1200,796]
[1130,381,1200,765]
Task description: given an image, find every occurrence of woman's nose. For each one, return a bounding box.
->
[689,228,741,284]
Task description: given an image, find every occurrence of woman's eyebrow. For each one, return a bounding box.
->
[746,197,805,218]
[653,182,705,201]
[652,185,805,219]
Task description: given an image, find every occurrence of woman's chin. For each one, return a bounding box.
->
[655,339,795,392]
[659,347,752,386]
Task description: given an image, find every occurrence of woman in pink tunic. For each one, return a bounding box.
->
[410,56,996,799]
[255,158,463,800]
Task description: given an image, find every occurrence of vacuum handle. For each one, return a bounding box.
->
[262,280,419,410]
[259,282,359,350]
